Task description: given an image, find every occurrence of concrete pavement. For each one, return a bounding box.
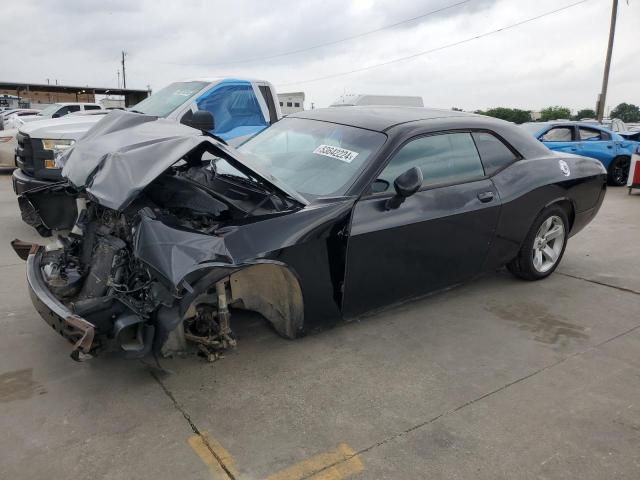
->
[0,172,638,479]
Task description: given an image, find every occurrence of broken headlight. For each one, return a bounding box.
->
[42,139,75,168]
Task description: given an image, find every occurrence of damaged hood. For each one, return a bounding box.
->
[60,110,307,210]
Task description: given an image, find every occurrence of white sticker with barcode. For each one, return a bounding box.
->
[313,144,359,163]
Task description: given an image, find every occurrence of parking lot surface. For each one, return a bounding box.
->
[0,172,638,480]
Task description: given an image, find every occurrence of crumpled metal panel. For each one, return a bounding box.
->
[133,212,234,287]
[60,110,307,211]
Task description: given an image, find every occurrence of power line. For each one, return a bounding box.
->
[159,0,474,67]
[277,0,589,88]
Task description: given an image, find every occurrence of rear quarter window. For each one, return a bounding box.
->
[472,132,519,175]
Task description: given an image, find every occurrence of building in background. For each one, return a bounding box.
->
[530,111,542,121]
[0,81,149,107]
[278,92,305,115]
[100,97,126,109]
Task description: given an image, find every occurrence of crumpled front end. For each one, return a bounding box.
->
[13,110,312,362]
[15,200,244,362]
[25,245,108,361]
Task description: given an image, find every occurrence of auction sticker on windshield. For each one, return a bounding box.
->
[313,144,359,163]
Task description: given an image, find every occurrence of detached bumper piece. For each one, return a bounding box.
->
[25,246,99,361]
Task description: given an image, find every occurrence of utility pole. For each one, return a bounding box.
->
[596,0,618,122]
[121,51,127,89]
[117,70,120,89]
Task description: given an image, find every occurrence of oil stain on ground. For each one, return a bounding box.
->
[485,301,589,346]
[0,368,46,403]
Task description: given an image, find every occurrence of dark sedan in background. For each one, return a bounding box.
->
[14,108,606,362]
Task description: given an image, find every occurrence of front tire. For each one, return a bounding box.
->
[608,156,630,187]
[507,206,569,281]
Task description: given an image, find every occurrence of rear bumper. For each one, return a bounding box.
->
[26,247,99,360]
[571,184,607,238]
[12,168,56,195]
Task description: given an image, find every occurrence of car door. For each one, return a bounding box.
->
[577,126,615,163]
[342,131,501,318]
[539,125,578,153]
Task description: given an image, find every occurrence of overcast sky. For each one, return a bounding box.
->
[1,0,637,112]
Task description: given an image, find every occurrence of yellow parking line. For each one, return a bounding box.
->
[265,443,364,480]
[188,433,364,480]
[188,433,238,480]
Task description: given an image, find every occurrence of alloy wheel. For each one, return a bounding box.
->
[532,215,565,273]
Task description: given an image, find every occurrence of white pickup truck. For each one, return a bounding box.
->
[12,77,281,204]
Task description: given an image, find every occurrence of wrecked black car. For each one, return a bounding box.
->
[14,108,607,361]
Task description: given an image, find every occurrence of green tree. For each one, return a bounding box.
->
[575,108,596,120]
[610,103,640,123]
[479,107,531,124]
[540,106,572,121]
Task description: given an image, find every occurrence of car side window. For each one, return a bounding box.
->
[376,133,485,191]
[579,127,609,141]
[541,127,573,142]
[471,132,518,175]
[84,105,102,111]
[55,106,71,116]
[196,83,267,135]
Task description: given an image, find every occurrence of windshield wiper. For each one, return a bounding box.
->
[218,173,273,196]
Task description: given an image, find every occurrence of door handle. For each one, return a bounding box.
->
[477,191,494,203]
[607,145,613,149]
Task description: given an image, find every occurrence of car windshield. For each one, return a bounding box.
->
[237,117,386,198]
[131,81,208,117]
[38,104,62,116]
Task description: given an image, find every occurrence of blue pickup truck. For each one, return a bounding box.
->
[521,121,635,186]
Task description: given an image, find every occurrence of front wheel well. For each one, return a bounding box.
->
[228,263,305,339]
[610,154,631,164]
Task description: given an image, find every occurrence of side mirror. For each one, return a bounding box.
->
[182,110,214,132]
[385,166,423,210]
[52,112,61,118]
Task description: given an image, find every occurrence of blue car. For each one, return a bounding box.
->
[521,122,634,186]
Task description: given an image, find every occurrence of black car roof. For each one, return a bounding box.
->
[288,106,475,132]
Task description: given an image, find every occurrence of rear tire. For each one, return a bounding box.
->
[608,156,630,187]
[507,206,569,281]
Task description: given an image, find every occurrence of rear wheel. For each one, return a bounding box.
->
[608,156,630,186]
[507,206,569,281]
